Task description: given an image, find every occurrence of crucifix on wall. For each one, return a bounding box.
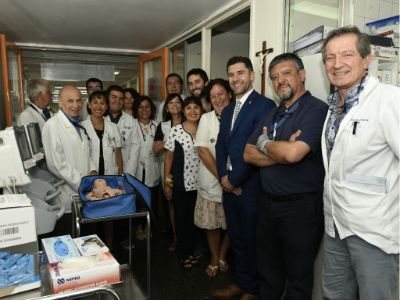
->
[255,41,273,96]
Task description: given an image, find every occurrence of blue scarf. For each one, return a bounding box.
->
[61,109,83,138]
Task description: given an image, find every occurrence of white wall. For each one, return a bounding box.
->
[353,0,399,32]
[210,31,250,79]
[187,40,202,75]
[250,0,285,100]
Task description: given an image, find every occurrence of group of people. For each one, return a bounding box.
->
[16,25,398,300]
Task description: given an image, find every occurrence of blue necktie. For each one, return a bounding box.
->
[43,108,51,120]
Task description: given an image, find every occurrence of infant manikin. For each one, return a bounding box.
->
[86,179,123,200]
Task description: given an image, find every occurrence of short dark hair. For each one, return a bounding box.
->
[204,78,232,104]
[268,53,304,75]
[321,26,371,62]
[186,68,209,84]
[87,91,109,116]
[166,73,184,85]
[182,96,204,120]
[106,85,124,99]
[133,95,157,120]
[85,78,103,90]
[162,93,184,122]
[226,56,253,72]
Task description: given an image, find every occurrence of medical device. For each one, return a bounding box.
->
[0,125,64,234]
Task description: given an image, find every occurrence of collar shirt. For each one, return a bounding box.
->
[235,88,253,112]
[325,75,368,161]
[230,89,254,131]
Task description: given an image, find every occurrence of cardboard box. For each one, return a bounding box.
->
[48,252,120,294]
[41,235,81,264]
[0,194,41,298]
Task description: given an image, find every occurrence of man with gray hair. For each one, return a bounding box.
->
[321,26,399,299]
[42,85,96,227]
[17,79,53,130]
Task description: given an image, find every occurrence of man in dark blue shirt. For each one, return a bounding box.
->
[244,53,328,300]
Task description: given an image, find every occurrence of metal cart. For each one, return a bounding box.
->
[71,195,151,298]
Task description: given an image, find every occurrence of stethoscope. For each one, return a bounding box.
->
[138,120,157,142]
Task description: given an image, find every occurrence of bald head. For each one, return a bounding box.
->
[58,85,83,118]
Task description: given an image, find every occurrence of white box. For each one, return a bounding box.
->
[371,45,399,58]
[48,252,120,294]
[0,194,41,297]
[0,194,36,248]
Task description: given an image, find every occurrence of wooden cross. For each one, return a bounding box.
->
[255,41,273,96]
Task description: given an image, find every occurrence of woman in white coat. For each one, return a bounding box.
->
[81,91,123,176]
[81,91,123,247]
[133,96,160,239]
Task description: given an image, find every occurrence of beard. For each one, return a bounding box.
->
[277,86,294,103]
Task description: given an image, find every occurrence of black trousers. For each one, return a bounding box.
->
[173,189,197,261]
[257,192,323,300]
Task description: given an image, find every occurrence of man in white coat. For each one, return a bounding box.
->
[42,85,96,233]
[320,26,399,299]
[104,85,140,176]
[17,79,53,130]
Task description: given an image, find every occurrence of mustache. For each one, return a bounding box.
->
[278,83,290,89]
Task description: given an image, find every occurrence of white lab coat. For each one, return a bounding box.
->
[322,76,399,254]
[135,119,160,187]
[105,111,140,176]
[81,118,123,175]
[42,110,95,213]
[17,102,53,131]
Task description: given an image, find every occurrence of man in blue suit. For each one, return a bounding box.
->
[212,56,275,300]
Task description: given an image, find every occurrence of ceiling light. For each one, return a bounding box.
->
[114,70,120,75]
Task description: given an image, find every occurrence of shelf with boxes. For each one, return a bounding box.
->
[366,15,399,86]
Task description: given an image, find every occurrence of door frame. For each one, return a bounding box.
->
[138,47,169,101]
[0,34,25,127]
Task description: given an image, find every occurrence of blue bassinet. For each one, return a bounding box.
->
[78,173,151,219]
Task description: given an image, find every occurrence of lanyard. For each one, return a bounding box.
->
[29,103,47,121]
[269,99,301,140]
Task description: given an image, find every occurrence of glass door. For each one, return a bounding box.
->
[138,48,169,103]
[0,34,24,129]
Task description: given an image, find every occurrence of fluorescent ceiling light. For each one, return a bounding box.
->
[291,1,338,20]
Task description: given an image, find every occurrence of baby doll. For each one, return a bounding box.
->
[86,178,123,200]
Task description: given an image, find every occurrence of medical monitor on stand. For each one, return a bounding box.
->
[0,127,32,189]
[13,126,37,170]
[25,123,45,162]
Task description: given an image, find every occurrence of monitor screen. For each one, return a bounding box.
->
[13,126,33,162]
[26,123,43,155]
[0,127,31,187]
